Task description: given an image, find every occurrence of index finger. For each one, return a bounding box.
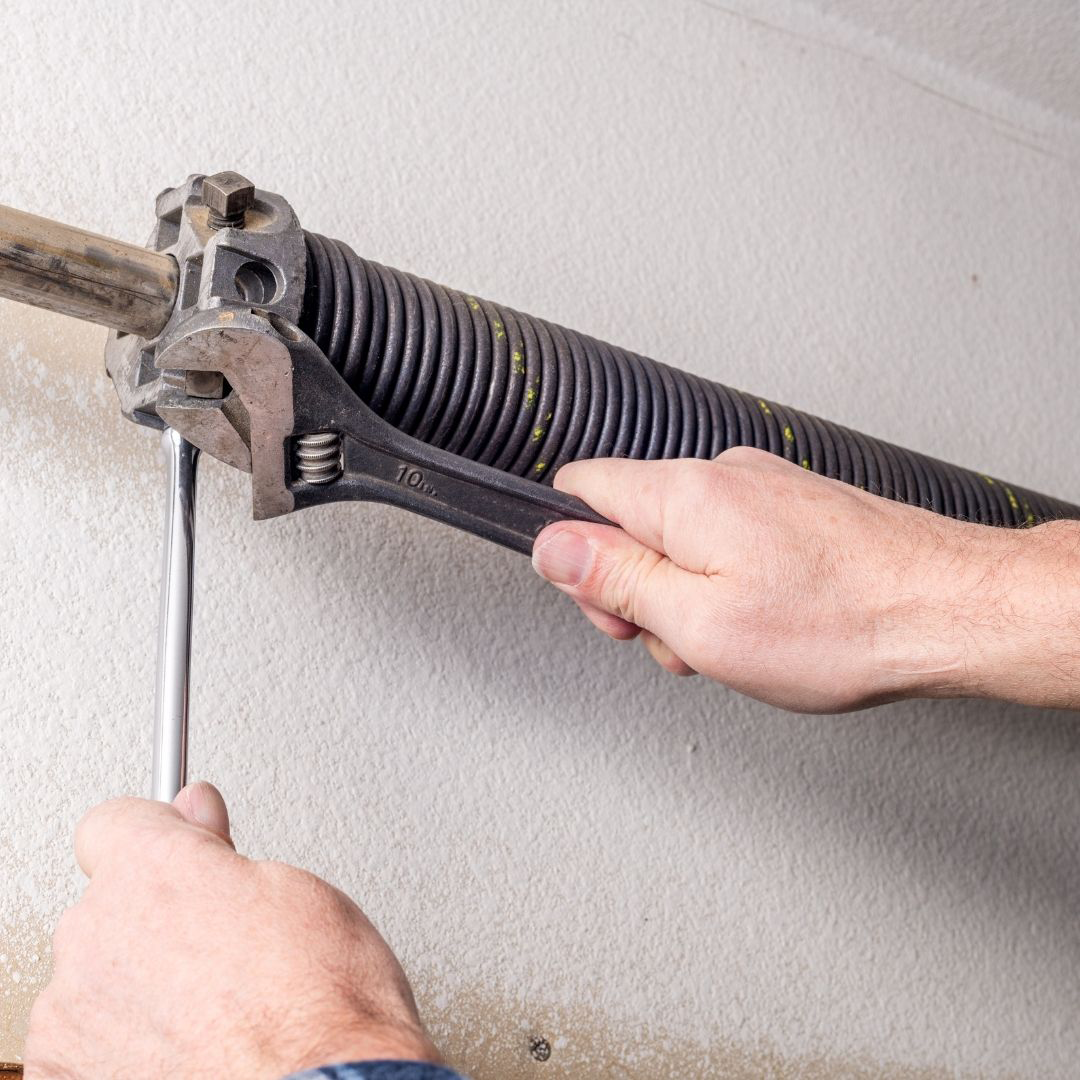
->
[74,796,186,878]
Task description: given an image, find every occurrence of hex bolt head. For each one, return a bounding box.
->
[202,171,255,230]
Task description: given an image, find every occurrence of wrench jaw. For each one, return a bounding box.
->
[156,374,253,475]
[103,173,308,443]
[154,308,305,520]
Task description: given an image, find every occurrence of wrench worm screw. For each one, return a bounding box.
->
[295,431,343,485]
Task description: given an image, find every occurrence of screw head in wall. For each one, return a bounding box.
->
[529,1036,552,1062]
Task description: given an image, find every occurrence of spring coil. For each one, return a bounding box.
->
[298,231,1078,527]
[295,431,343,485]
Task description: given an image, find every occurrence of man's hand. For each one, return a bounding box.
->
[532,447,1080,713]
[26,783,440,1079]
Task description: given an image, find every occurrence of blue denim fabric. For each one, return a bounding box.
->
[285,1063,465,1080]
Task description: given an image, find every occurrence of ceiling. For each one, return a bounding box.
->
[811,0,1080,120]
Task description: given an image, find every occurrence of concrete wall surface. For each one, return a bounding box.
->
[1,1,1078,1076]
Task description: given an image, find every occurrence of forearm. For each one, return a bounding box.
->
[911,518,1080,710]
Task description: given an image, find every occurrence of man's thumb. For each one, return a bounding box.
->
[173,781,232,843]
[532,522,696,642]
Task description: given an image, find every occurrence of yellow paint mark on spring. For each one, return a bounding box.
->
[801,459,810,469]
[466,295,480,312]
[757,399,772,415]
[524,387,537,407]
[494,319,506,341]
[783,425,794,443]
[1004,486,1019,511]
[534,461,547,474]
[532,426,545,441]
[982,475,995,485]
[512,349,526,376]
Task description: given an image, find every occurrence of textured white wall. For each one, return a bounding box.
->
[1,2,1079,1077]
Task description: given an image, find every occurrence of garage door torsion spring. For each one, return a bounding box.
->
[298,231,1078,528]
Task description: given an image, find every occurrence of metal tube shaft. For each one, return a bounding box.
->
[152,429,200,803]
[0,204,178,337]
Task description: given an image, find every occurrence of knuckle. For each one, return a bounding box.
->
[664,460,727,535]
[73,802,105,845]
[258,859,329,905]
[75,795,153,848]
[256,861,358,934]
[595,546,663,625]
[79,795,140,828]
[717,444,773,468]
[668,459,720,504]
[255,857,294,892]
[141,821,223,877]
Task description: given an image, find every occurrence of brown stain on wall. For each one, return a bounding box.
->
[0,298,151,479]
[0,924,51,1066]
[415,982,1000,1080]
[0,921,1000,1079]
[0,298,106,377]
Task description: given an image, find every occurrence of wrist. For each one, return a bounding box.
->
[275,1015,442,1077]
[890,518,1080,708]
[958,519,1080,708]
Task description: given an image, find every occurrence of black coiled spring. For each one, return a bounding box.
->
[299,231,1078,528]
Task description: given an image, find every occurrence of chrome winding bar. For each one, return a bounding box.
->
[152,429,200,802]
